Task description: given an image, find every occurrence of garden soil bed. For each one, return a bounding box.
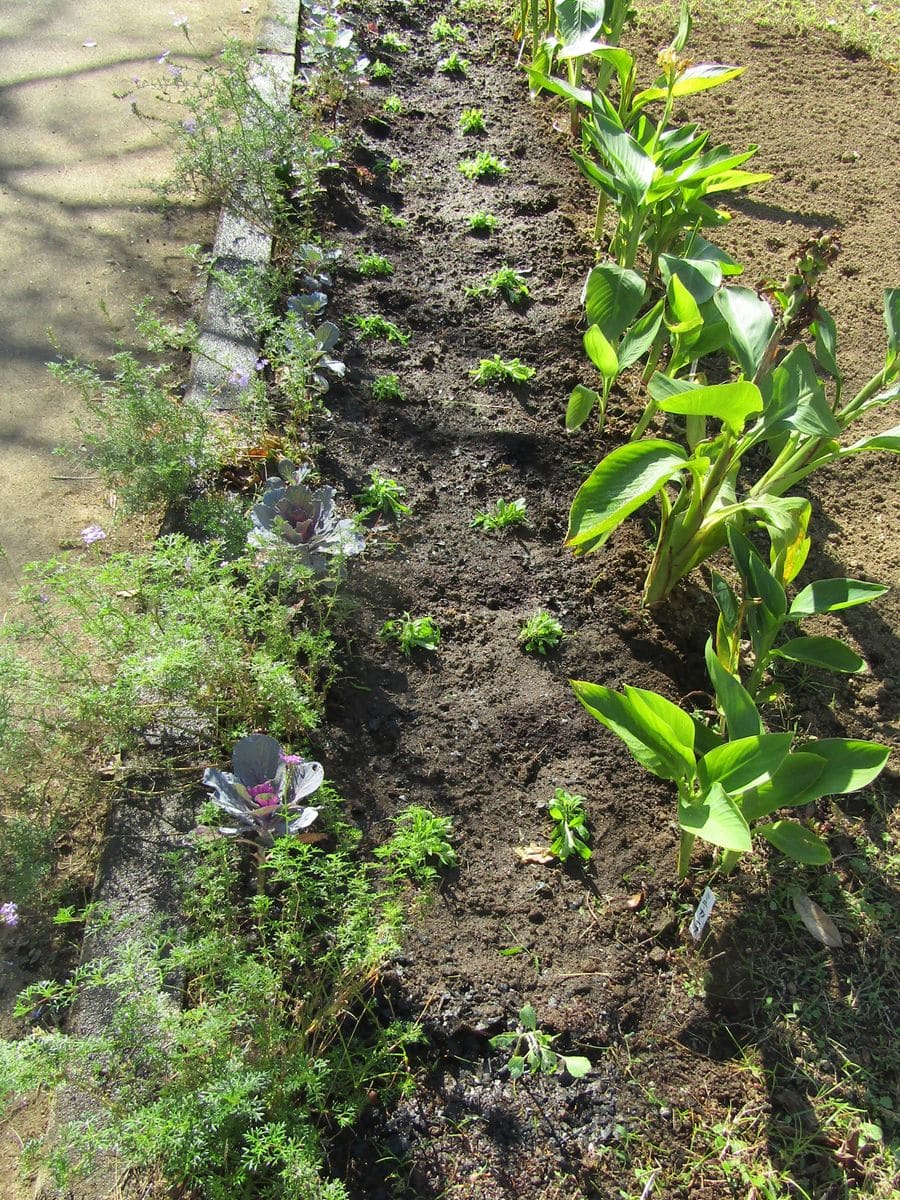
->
[306,4,898,1198]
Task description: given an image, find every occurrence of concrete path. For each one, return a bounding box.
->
[0,0,257,607]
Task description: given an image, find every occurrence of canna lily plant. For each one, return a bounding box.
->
[201,733,323,846]
[249,459,365,573]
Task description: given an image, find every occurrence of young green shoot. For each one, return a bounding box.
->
[372,374,404,402]
[374,806,456,883]
[355,468,410,519]
[379,32,409,53]
[380,613,441,658]
[379,204,408,228]
[549,789,592,863]
[470,355,535,385]
[430,16,466,43]
[466,210,498,234]
[458,151,508,179]
[438,51,470,76]
[490,1005,590,1079]
[382,94,404,115]
[459,107,486,135]
[370,59,393,81]
[351,313,409,345]
[467,265,530,305]
[519,610,564,655]
[355,252,394,279]
[471,497,527,531]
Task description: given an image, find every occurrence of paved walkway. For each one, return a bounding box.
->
[0,0,255,606]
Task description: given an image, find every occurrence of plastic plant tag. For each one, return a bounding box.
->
[689,886,716,941]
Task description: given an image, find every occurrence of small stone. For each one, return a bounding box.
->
[648,946,667,966]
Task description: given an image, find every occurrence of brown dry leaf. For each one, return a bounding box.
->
[515,842,554,865]
[791,889,844,948]
[625,890,645,910]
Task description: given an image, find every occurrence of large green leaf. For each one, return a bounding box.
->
[699,733,792,795]
[841,425,900,456]
[691,235,743,277]
[796,738,890,796]
[659,253,723,305]
[566,440,688,554]
[584,264,645,339]
[769,346,841,437]
[555,0,606,47]
[584,325,619,379]
[647,372,701,402]
[624,685,696,778]
[656,379,763,435]
[772,636,866,674]
[789,578,889,617]
[884,287,900,355]
[587,98,654,205]
[715,286,776,379]
[526,70,592,108]
[665,273,703,336]
[758,821,831,865]
[617,299,665,371]
[635,63,745,106]
[705,638,763,739]
[678,782,751,853]
[811,306,840,380]
[740,752,826,823]
[571,680,688,781]
[565,384,599,432]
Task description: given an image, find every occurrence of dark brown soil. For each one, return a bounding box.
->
[306,4,899,1197]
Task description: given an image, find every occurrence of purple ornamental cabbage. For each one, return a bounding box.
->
[202,734,323,846]
[249,472,364,574]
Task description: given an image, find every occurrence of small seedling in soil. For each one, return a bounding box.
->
[471,497,527,531]
[374,805,456,884]
[458,151,508,179]
[459,107,486,135]
[467,265,530,305]
[519,609,564,654]
[490,1004,590,1080]
[355,252,394,278]
[431,16,466,43]
[382,94,404,115]
[370,59,393,81]
[355,468,410,518]
[379,32,409,53]
[351,313,409,345]
[379,204,407,228]
[548,788,591,863]
[380,613,441,657]
[467,210,498,233]
[470,355,535,385]
[372,373,404,402]
[438,51,470,76]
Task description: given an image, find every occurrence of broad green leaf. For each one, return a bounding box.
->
[703,169,772,194]
[710,568,740,628]
[740,752,826,822]
[617,299,665,371]
[624,685,696,777]
[772,636,866,674]
[678,782,751,853]
[811,306,840,380]
[715,286,776,379]
[841,425,900,456]
[758,821,831,865]
[666,273,703,335]
[587,98,654,205]
[691,713,724,756]
[705,638,763,739]
[572,150,616,198]
[672,0,692,51]
[726,525,763,593]
[699,733,792,795]
[559,1054,592,1078]
[636,63,744,106]
[796,738,890,796]
[566,440,688,554]
[526,70,591,108]
[691,234,743,277]
[747,550,787,618]
[769,346,841,437]
[554,0,606,46]
[583,264,645,340]
[657,380,763,435]
[571,680,689,781]
[884,287,900,355]
[659,253,722,304]
[566,384,599,431]
[584,325,619,379]
[789,578,888,617]
[647,372,701,402]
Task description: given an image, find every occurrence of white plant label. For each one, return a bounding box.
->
[689,887,716,941]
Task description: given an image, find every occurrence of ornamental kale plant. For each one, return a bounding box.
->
[202,734,323,846]
[490,1004,590,1079]
[248,462,364,574]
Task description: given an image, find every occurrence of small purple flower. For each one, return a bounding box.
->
[182,117,198,134]
[80,524,107,546]
[227,366,252,389]
[1,902,19,928]
[157,49,171,64]
[280,752,304,765]
[255,356,270,370]
[168,65,183,79]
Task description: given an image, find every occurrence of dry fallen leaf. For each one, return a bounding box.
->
[625,890,645,910]
[515,842,554,865]
[792,889,844,948]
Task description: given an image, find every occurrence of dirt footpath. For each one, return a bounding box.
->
[0,0,256,607]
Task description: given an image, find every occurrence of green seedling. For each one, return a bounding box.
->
[519,609,564,655]
[382,94,404,115]
[458,151,508,179]
[372,374,404,402]
[549,789,591,862]
[431,15,466,42]
[438,51,470,76]
[490,1005,590,1079]
[467,265,530,305]
[374,806,456,883]
[355,252,394,278]
[459,107,486,134]
[380,613,441,657]
[379,32,409,53]
[470,355,535,385]
[379,204,408,228]
[351,314,409,345]
[355,468,410,519]
[471,497,527,531]
[370,59,393,81]
[466,210,498,233]
[387,156,404,177]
